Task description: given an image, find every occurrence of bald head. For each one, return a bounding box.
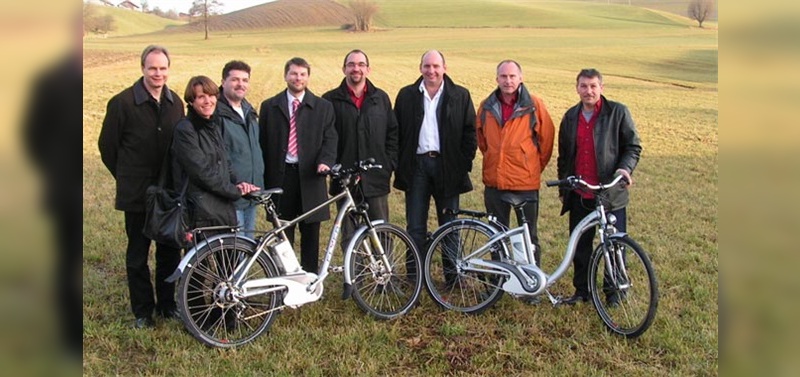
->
[419,50,447,91]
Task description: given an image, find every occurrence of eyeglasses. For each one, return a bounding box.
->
[345,62,369,68]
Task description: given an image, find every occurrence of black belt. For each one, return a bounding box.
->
[418,151,440,158]
[285,162,299,169]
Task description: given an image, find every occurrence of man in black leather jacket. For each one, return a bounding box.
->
[556,68,642,305]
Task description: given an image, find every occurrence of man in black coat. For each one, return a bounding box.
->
[394,50,477,253]
[322,49,398,244]
[259,57,337,273]
[556,68,642,305]
[98,45,185,328]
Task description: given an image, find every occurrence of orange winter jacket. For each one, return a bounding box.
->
[476,84,555,191]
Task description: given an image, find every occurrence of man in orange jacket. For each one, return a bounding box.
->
[476,60,555,267]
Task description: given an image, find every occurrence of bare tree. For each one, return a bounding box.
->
[189,0,224,40]
[348,0,379,32]
[687,0,714,28]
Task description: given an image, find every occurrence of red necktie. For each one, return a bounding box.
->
[287,99,300,157]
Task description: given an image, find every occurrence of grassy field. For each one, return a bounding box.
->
[83,1,717,375]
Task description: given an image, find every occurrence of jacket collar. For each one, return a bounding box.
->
[216,88,255,123]
[329,78,377,101]
[412,74,456,97]
[133,77,175,106]
[483,83,535,117]
[187,106,216,128]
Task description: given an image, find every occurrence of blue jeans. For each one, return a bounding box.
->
[405,154,459,253]
[236,205,258,237]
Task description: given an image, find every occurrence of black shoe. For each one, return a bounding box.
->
[133,316,155,329]
[561,293,589,305]
[159,308,181,321]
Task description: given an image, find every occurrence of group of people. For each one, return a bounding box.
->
[98,45,642,329]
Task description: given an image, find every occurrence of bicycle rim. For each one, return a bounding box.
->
[424,221,506,314]
[177,239,281,347]
[349,223,423,320]
[589,236,658,338]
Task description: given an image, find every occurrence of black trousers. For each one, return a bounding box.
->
[123,211,181,318]
[567,195,627,297]
[276,164,321,273]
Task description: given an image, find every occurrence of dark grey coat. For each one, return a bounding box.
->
[171,108,240,228]
[216,92,264,210]
[98,78,184,212]
[322,78,398,198]
[393,74,477,198]
[258,89,337,224]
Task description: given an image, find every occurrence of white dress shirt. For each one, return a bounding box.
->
[416,81,444,154]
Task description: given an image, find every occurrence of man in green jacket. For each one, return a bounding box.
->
[216,60,264,236]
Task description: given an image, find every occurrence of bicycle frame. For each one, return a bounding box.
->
[171,170,395,309]
[450,178,627,298]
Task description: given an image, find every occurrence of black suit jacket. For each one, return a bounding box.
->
[98,78,185,212]
[393,74,477,197]
[258,89,337,223]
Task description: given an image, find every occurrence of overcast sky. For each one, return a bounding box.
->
[144,0,274,14]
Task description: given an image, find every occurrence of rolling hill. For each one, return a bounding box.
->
[171,0,353,33]
[84,4,185,37]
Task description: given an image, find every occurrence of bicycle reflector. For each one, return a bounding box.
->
[185,232,193,243]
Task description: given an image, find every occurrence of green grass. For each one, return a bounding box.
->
[83,1,717,375]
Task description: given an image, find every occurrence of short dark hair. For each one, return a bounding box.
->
[343,49,370,68]
[420,50,446,66]
[141,45,170,68]
[496,60,522,75]
[284,57,311,76]
[183,75,219,103]
[577,68,603,84]
[222,60,251,80]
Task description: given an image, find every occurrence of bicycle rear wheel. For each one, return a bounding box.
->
[177,236,282,347]
[423,220,507,314]
[589,235,658,338]
[349,223,423,320]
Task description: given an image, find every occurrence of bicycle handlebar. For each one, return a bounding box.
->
[326,158,383,179]
[546,174,627,191]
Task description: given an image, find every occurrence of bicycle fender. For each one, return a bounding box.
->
[342,220,386,289]
[607,232,629,240]
[165,234,258,283]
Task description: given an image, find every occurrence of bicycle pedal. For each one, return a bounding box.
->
[329,265,344,273]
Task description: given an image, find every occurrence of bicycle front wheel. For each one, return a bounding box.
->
[589,235,658,338]
[424,220,506,314]
[177,236,282,347]
[349,223,423,320]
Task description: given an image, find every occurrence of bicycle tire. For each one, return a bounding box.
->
[349,223,423,320]
[177,236,282,347]
[423,219,507,314]
[588,235,658,338]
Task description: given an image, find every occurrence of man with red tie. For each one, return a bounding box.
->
[259,57,337,273]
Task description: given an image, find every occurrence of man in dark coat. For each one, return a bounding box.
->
[322,49,398,245]
[98,45,185,328]
[393,50,477,253]
[259,57,337,273]
[556,68,642,305]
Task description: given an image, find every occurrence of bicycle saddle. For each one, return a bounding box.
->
[244,188,284,201]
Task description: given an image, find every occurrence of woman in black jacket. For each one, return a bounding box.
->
[171,76,259,229]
